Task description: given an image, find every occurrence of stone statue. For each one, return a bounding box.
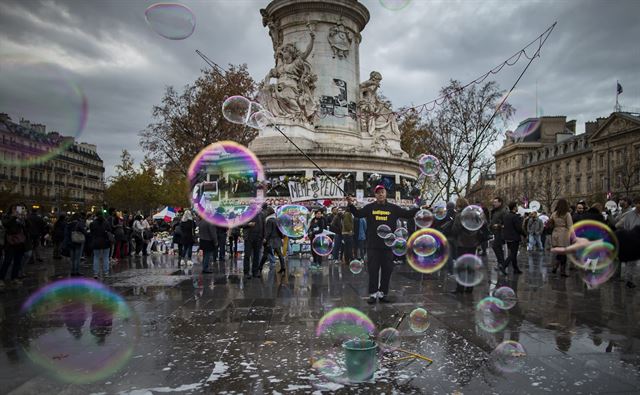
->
[358,71,400,149]
[328,18,352,58]
[260,9,282,53]
[259,27,318,125]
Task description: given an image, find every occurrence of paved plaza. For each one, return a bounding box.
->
[1,246,640,394]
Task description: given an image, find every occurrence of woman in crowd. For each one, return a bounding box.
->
[262,206,287,274]
[133,214,150,256]
[0,204,28,289]
[178,210,196,266]
[550,198,573,277]
[90,213,112,279]
[198,216,218,273]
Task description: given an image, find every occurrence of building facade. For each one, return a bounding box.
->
[494,112,640,212]
[466,172,496,204]
[0,114,105,213]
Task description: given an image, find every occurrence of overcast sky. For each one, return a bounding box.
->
[1,0,639,178]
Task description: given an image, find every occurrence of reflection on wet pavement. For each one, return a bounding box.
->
[1,249,640,394]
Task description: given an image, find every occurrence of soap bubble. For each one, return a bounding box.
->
[391,238,407,256]
[247,110,275,130]
[0,55,87,167]
[312,234,334,256]
[145,3,196,40]
[497,89,540,140]
[409,307,430,333]
[19,279,139,384]
[383,234,396,247]
[222,96,252,125]
[460,205,485,231]
[414,209,434,228]
[580,258,617,289]
[433,202,447,221]
[316,307,376,341]
[189,141,265,228]
[312,358,343,379]
[394,227,408,239]
[475,297,508,333]
[276,204,309,239]
[453,254,484,287]
[376,224,392,239]
[406,228,450,273]
[378,327,401,351]
[568,220,619,271]
[349,259,364,274]
[418,154,439,177]
[490,341,527,373]
[412,234,438,257]
[493,286,517,310]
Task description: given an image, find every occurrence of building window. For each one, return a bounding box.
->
[587,176,592,191]
[575,177,581,194]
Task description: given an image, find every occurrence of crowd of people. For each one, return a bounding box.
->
[1,192,639,295]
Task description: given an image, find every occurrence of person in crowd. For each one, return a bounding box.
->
[550,198,573,277]
[112,212,128,261]
[330,209,343,263]
[0,218,5,267]
[52,214,67,260]
[477,202,491,256]
[261,206,287,274]
[171,214,183,258]
[26,208,45,263]
[347,185,420,304]
[572,201,587,224]
[527,211,544,252]
[178,210,196,266]
[217,225,228,264]
[90,213,112,279]
[84,212,95,261]
[614,197,632,226]
[341,210,354,264]
[615,196,640,288]
[583,202,606,224]
[229,226,241,262]
[451,197,484,293]
[133,215,148,256]
[490,197,508,272]
[502,201,525,275]
[198,217,218,274]
[355,217,367,260]
[66,213,87,276]
[309,210,327,269]
[242,209,264,279]
[0,204,28,289]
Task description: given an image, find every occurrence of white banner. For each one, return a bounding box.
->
[287,178,345,202]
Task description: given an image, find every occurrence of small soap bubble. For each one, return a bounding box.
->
[222,96,252,125]
[414,209,434,228]
[433,202,447,221]
[453,254,484,287]
[394,227,408,239]
[490,341,527,373]
[391,238,407,256]
[312,234,334,257]
[378,327,401,351]
[460,205,485,231]
[409,307,430,333]
[376,224,392,239]
[145,3,196,40]
[349,259,364,274]
[475,297,509,333]
[493,286,517,310]
[418,154,439,177]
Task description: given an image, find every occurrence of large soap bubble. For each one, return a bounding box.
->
[409,307,430,333]
[453,254,484,287]
[276,204,309,239]
[406,228,450,273]
[490,341,527,373]
[418,154,439,177]
[312,234,334,257]
[568,220,618,271]
[145,3,196,40]
[189,141,265,228]
[376,224,392,239]
[19,279,139,384]
[460,205,485,231]
[493,286,517,310]
[414,209,434,229]
[475,297,508,333]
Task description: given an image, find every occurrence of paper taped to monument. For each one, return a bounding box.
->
[288,178,345,202]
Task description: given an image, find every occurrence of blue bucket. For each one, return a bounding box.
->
[342,339,378,382]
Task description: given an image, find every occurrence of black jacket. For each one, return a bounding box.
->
[89,218,112,250]
[242,212,264,241]
[348,201,419,250]
[179,220,196,245]
[502,212,525,242]
[309,217,327,239]
[490,206,508,240]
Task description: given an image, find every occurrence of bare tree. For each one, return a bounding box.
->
[618,150,640,198]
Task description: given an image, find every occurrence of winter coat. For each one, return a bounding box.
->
[348,200,419,250]
[451,214,482,249]
[26,213,45,237]
[330,214,342,234]
[356,218,367,241]
[503,212,525,242]
[619,209,640,231]
[342,212,354,236]
[309,217,327,239]
[527,217,543,235]
[490,206,508,240]
[3,215,27,250]
[582,208,606,224]
[198,220,218,252]
[242,212,264,241]
[179,219,196,245]
[65,220,87,247]
[89,218,112,250]
[617,225,640,262]
[53,218,66,242]
[550,212,573,247]
[264,214,283,250]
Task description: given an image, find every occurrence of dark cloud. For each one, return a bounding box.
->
[1,0,638,177]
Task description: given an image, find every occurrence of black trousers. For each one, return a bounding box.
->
[492,238,505,267]
[243,239,262,275]
[367,248,394,295]
[504,240,520,270]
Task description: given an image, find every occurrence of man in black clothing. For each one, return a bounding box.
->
[347,185,419,304]
[502,201,525,275]
[490,197,508,271]
[242,210,264,279]
[26,209,46,262]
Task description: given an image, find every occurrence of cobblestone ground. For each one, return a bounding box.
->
[1,245,640,394]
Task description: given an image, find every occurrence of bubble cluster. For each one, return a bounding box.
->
[349,259,364,275]
[276,204,309,239]
[475,297,509,333]
[391,238,407,256]
[569,220,619,271]
[312,234,334,257]
[316,307,376,341]
[19,279,138,384]
[222,96,272,130]
[189,141,265,228]
[383,233,396,247]
[145,3,196,40]
[460,205,486,231]
[453,254,484,287]
[433,202,448,221]
[376,224,392,239]
[409,307,430,333]
[406,228,450,273]
[394,227,408,239]
[0,55,87,167]
[378,327,401,351]
[418,154,439,177]
[414,209,434,228]
[490,341,527,373]
[493,286,517,310]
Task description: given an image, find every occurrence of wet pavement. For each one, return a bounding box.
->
[1,246,640,394]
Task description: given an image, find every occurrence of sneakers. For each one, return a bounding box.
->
[187,260,193,266]
[379,295,393,303]
[367,293,378,304]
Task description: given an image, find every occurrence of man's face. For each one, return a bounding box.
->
[576,204,585,213]
[331,208,337,215]
[620,200,629,209]
[635,202,640,212]
[315,212,322,219]
[375,188,386,203]
[492,199,501,209]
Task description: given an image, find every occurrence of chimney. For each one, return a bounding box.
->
[565,120,576,134]
[0,113,10,122]
[32,123,46,134]
[19,118,31,129]
[585,120,598,134]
